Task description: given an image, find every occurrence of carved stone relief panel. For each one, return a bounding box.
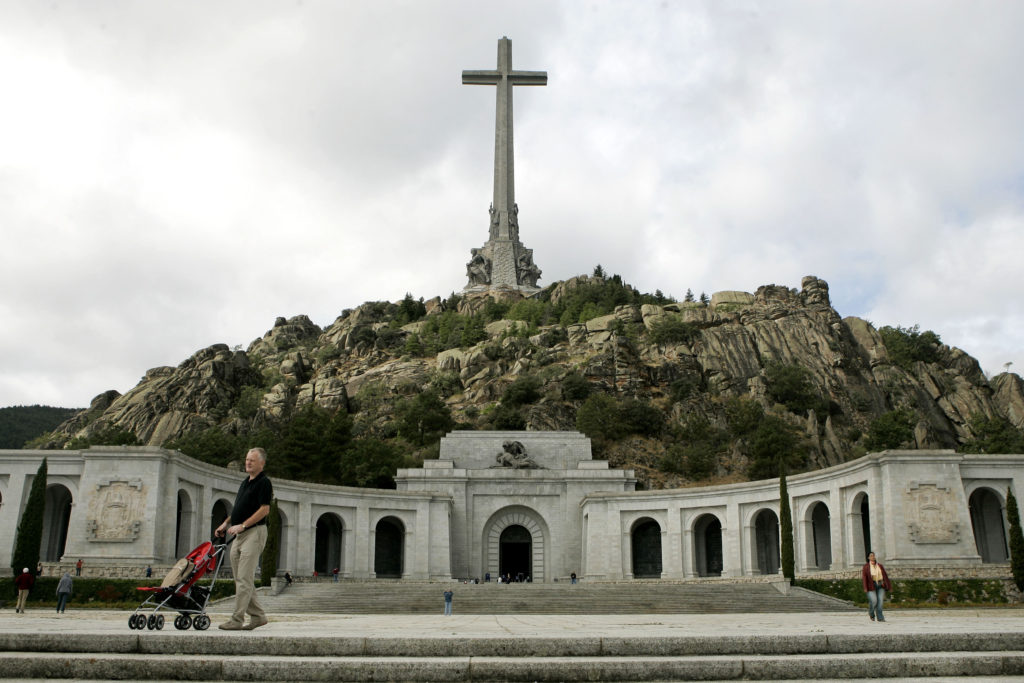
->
[904,481,959,544]
[85,479,146,542]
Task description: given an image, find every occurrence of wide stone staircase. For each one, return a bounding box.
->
[250,579,856,614]
[3,628,1023,680]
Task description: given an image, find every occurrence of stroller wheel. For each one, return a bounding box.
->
[128,614,140,630]
[173,615,187,630]
[193,614,210,631]
[147,615,157,630]
[155,614,165,630]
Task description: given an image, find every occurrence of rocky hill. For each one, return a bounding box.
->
[38,274,1024,489]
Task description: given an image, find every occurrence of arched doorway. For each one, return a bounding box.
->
[210,499,232,540]
[970,488,1008,563]
[483,506,547,582]
[631,518,662,578]
[810,502,832,570]
[753,509,780,575]
[694,514,723,577]
[499,525,532,580]
[41,485,73,562]
[175,490,195,558]
[374,516,404,578]
[277,509,290,571]
[315,513,344,575]
[851,492,871,564]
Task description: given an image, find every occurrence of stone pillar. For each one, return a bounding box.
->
[663,505,684,579]
[296,500,312,576]
[722,502,742,578]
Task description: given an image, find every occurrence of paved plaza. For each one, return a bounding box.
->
[2,605,1024,638]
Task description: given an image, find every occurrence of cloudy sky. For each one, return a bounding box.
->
[2,1,1022,409]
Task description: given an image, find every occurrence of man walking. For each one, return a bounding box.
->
[215,447,273,631]
[14,568,34,613]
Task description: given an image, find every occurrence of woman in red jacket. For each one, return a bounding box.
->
[861,551,892,622]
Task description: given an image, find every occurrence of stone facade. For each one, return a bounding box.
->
[0,437,1021,581]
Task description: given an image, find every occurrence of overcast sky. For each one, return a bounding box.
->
[2,1,1022,409]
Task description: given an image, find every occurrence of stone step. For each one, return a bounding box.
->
[250,581,856,614]
[4,631,1021,657]
[1,650,1022,681]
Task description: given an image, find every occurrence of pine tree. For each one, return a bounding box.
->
[779,462,795,580]
[260,498,282,588]
[699,291,709,305]
[684,289,694,303]
[1007,487,1024,591]
[12,458,47,573]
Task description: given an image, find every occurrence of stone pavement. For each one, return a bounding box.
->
[2,605,1023,637]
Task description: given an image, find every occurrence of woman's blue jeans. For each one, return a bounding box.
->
[867,587,886,621]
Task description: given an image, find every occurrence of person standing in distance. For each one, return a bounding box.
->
[215,447,273,630]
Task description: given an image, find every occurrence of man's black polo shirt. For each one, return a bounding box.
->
[230,471,273,526]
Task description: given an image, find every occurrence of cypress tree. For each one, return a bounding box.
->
[779,462,795,580]
[11,458,47,573]
[1007,488,1024,592]
[260,498,282,588]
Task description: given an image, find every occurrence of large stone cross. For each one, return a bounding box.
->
[462,37,545,291]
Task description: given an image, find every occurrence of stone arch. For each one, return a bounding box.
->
[753,508,780,575]
[631,517,662,578]
[969,487,1008,563]
[315,512,344,575]
[210,499,232,540]
[850,491,871,565]
[276,508,290,571]
[483,506,548,583]
[374,516,405,578]
[693,513,723,577]
[175,489,195,558]
[41,484,73,562]
[808,501,832,570]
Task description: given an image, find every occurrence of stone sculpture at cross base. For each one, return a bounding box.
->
[463,37,544,293]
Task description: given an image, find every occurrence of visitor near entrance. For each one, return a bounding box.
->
[215,447,273,631]
[861,551,892,622]
[14,568,34,613]
[75,559,82,576]
[443,588,453,615]
[56,571,73,613]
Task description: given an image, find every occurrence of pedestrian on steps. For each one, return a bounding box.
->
[443,588,453,616]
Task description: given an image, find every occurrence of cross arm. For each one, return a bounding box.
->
[509,71,547,86]
[463,70,500,85]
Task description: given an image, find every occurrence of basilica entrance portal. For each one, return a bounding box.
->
[499,525,532,579]
[483,506,547,582]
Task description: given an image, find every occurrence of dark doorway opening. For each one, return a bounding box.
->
[499,525,532,580]
[631,519,662,578]
[374,517,404,578]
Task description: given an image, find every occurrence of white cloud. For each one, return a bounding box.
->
[1,1,1023,408]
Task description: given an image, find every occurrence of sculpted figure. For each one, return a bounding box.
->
[466,248,491,286]
[488,203,499,240]
[516,251,542,288]
[493,440,541,469]
[508,203,519,241]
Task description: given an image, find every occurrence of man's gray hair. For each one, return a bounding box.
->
[247,447,268,463]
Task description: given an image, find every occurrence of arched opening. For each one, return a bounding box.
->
[315,512,344,575]
[631,518,662,578]
[374,516,404,578]
[753,509,780,575]
[277,509,290,571]
[693,514,723,577]
[970,488,1008,563]
[483,506,547,582]
[41,485,73,562]
[175,490,195,558]
[499,524,532,580]
[850,492,871,565]
[210,499,232,540]
[810,502,832,570]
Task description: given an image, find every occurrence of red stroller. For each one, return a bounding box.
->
[129,537,232,631]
